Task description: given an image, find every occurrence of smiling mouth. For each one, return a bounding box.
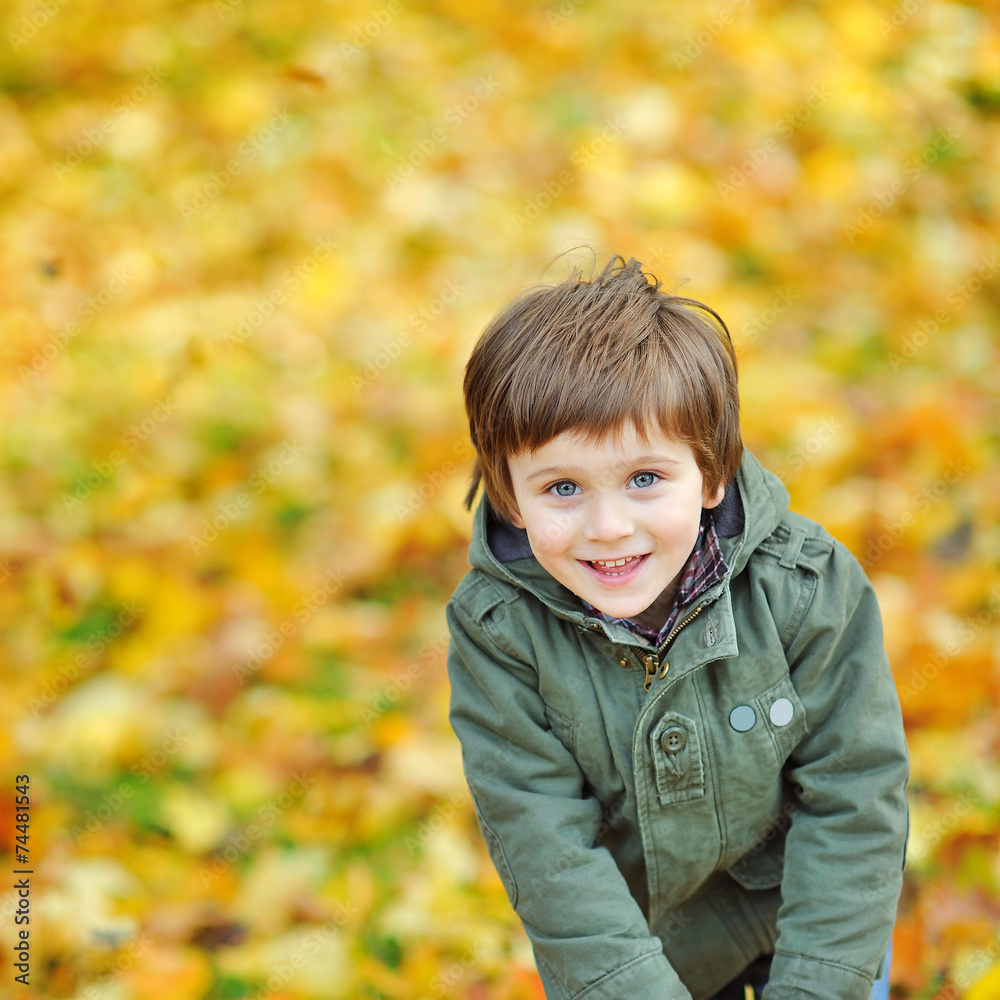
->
[585,554,648,577]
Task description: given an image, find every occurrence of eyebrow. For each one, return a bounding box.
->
[524,454,682,483]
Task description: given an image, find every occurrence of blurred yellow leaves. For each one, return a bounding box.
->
[160,783,231,855]
[966,962,1000,1000]
[1,0,998,997]
[122,943,214,1000]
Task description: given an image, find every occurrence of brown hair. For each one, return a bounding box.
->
[462,255,742,522]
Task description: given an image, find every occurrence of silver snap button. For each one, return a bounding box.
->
[729,705,756,732]
[769,698,794,727]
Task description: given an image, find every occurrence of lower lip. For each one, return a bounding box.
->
[580,554,649,586]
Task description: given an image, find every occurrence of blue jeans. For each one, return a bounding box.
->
[707,938,892,999]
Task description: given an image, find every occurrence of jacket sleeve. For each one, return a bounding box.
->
[763,540,910,1000]
[446,587,692,1000]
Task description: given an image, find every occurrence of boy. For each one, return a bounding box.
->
[446,256,908,999]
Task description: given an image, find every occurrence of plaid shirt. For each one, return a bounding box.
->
[582,516,730,648]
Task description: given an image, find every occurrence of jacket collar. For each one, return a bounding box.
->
[467,448,790,628]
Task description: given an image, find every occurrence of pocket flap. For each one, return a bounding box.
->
[650,711,705,806]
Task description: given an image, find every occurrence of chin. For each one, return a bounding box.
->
[591,598,646,619]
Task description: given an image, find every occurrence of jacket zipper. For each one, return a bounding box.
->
[641,653,659,692]
[639,604,705,692]
[661,604,705,652]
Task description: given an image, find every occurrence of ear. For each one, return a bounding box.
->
[703,482,726,510]
[508,508,526,529]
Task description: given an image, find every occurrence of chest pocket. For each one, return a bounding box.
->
[650,711,705,806]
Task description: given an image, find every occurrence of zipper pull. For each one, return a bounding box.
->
[642,653,659,692]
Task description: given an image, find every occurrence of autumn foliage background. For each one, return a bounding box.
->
[1,0,999,997]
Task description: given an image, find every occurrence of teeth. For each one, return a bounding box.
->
[590,555,642,574]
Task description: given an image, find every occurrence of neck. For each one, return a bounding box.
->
[631,577,681,632]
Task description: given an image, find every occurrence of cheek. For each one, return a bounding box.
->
[655,511,701,550]
[526,514,574,556]
[530,528,563,558]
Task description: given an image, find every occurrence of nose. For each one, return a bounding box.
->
[583,493,635,543]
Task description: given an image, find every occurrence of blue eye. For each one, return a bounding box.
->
[551,481,578,497]
[632,472,658,488]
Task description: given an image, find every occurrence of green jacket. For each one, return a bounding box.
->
[446,450,909,1000]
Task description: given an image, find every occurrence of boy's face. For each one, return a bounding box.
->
[507,422,724,630]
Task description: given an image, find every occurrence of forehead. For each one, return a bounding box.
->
[508,421,697,477]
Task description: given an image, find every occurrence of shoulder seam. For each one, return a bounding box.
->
[450,571,520,624]
[756,514,834,574]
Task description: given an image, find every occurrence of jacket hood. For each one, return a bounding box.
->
[464,448,791,621]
